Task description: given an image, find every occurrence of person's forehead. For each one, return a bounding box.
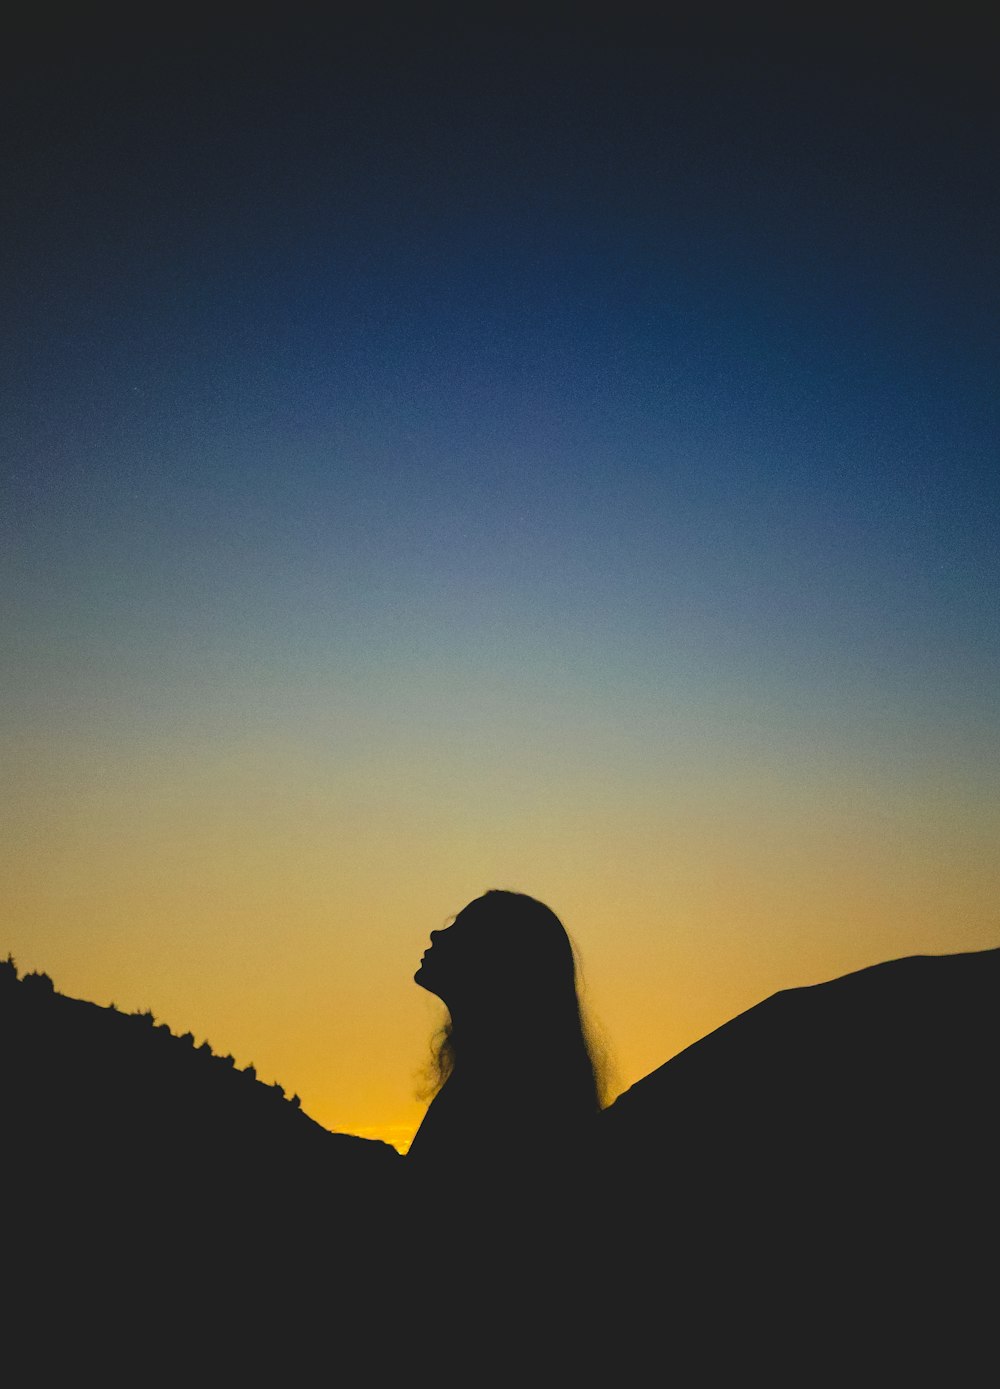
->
[448,906,485,932]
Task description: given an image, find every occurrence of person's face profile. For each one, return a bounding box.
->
[414,905,491,1003]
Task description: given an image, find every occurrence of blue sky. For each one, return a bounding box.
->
[4,15,998,1142]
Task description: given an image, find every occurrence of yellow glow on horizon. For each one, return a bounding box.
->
[6,686,999,1156]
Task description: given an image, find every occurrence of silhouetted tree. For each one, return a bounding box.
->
[0,954,17,989]
[244,1064,257,1082]
[22,970,54,994]
[290,1094,301,1109]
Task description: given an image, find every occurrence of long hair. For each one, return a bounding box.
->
[421,890,607,1116]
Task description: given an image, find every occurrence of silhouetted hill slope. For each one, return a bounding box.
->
[3,959,397,1186]
[593,946,999,1368]
[603,946,998,1182]
[3,957,400,1361]
[6,946,995,1373]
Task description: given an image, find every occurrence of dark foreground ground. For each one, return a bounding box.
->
[5,947,996,1377]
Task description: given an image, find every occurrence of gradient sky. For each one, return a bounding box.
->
[4,15,998,1150]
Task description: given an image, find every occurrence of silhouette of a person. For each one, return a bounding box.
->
[408,890,602,1182]
[403,891,605,1350]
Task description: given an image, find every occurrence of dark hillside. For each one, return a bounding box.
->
[593,946,999,1369]
[3,960,396,1175]
[2,957,400,1365]
[5,946,995,1374]
[601,946,998,1196]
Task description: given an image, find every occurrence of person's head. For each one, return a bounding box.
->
[414,889,576,1014]
[414,890,604,1112]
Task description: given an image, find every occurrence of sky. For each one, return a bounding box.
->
[3,13,998,1151]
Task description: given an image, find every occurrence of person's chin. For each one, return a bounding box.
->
[414,963,440,995]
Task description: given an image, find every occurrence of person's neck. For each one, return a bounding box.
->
[445,1010,504,1070]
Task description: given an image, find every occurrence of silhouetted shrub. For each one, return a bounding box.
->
[0,954,18,989]
[22,970,55,994]
[244,1064,257,1082]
